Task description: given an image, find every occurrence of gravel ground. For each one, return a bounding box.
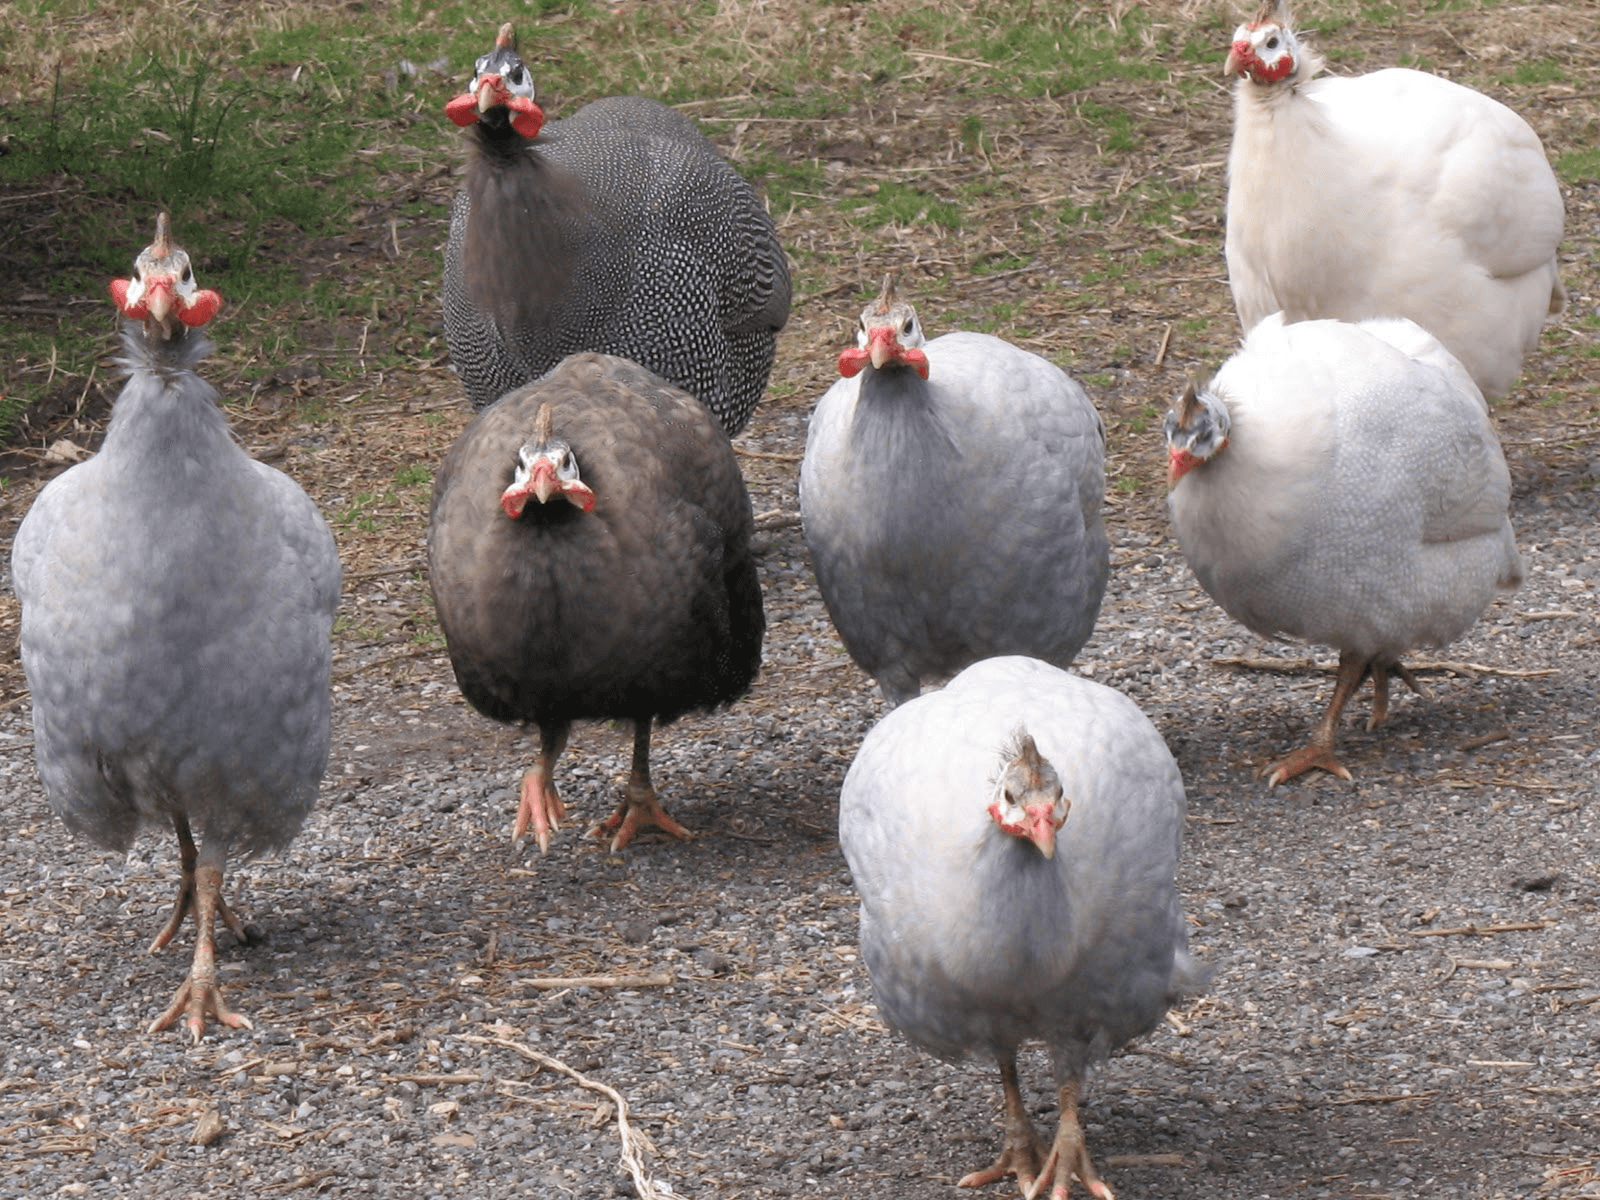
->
[1,379,1596,1200]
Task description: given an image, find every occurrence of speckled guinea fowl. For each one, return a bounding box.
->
[839,655,1209,1200]
[1165,313,1523,786]
[10,214,341,1041]
[800,275,1108,706]
[441,23,791,435]
[427,352,764,853]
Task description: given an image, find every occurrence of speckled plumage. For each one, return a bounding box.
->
[1225,4,1564,399]
[1167,315,1522,663]
[12,326,340,862]
[443,85,790,435]
[801,324,1108,706]
[839,653,1206,1085]
[427,351,763,775]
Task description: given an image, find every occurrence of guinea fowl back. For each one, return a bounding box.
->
[428,353,764,729]
[442,29,790,434]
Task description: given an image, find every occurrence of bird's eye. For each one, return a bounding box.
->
[181,264,192,282]
[509,66,524,84]
[1266,36,1279,50]
[902,319,914,335]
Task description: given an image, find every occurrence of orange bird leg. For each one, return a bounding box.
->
[589,719,694,852]
[513,725,569,853]
[959,1053,1047,1194]
[148,813,246,953]
[148,861,254,1042]
[1265,650,1371,787]
[1024,1077,1115,1200]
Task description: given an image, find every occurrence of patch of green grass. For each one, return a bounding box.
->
[1498,59,1567,87]
[839,181,962,231]
[1553,148,1600,184]
[394,463,433,487]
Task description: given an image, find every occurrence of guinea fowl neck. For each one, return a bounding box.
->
[104,323,234,457]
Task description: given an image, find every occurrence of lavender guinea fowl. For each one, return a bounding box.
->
[839,655,1209,1200]
[442,23,790,435]
[11,213,340,1040]
[1165,313,1523,786]
[427,352,764,853]
[1224,0,1564,399]
[800,275,1109,706]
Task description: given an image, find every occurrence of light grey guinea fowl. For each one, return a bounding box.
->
[839,655,1208,1200]
[10,214,341,1040]
[442,23,791,435]
[800,276,1109,706]
[1165,312,1522,787]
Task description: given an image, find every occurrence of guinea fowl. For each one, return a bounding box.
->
[442,22,791,435]
[1224,0,1565,399]
[11,214,340,1040]
[800,275,1108,706]
[1165,314,1523,786]
[839,655,1208,1200]
[427,352,764,853]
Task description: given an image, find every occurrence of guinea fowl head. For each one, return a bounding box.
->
[986,730,1068,859]
[1163,380,1231,487]
[108,212,222,341]
[500,403,597,518]
[445,22,545,139]
[837,273,930,380]
[1224,1,1307,84]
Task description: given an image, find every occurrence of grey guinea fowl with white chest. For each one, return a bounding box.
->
[800,275,1109,706]
[1224,0,1564,399]
[10,214,341,1040]
[1165,313,1523,787]
[427,352,764,853]
[839,655,1209,1200]
[441,22,791,435]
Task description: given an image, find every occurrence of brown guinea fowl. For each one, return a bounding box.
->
[427,352,765,852]
[11,214,340,1040]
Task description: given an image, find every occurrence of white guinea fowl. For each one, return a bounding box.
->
[11,214,340,1040]
[1165,313,1523,786]
[1224,0,1565,399]
[839,655,1208,1200]
[800,275,1108,706]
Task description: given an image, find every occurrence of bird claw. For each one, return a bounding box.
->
[513,767,565,854]
[149,976,254,1043]
[1264,742,1353,787]
[588,792,693,853]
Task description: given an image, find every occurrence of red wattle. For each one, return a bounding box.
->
[508,98,545,140]
[903,348,931,380]
[179,288,223,327]
[445,92,480,126]
[108,278,142,317]
[837,346,870,378]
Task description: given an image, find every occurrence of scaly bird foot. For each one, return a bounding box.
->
[1264,741,1353,788]
[588,789,693,853]
[513,766,566,854]
[149,974,254,1044]
[959,1122,1046,1194]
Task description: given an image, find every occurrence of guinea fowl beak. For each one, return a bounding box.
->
[1167,445,1202,486]
[1225,43,1250,77]
[866,325,899,370]
[1019,801,1065,859]
[987,798,1067,858]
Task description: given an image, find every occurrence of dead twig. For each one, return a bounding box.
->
[512,973,675,990]
[1410,921,1550,938]
[462,1033,663,1199]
